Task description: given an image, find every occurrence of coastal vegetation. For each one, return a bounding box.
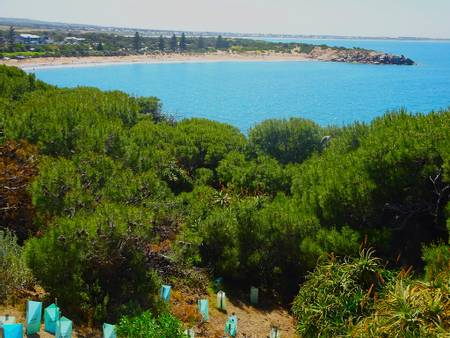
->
[0,27,415,65]
[0,27,336,56]
[0,65,448,336]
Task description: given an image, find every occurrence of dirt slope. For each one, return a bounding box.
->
[1,291,297,338]
[189,292,297,338]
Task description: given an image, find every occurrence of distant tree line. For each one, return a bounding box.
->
[0,26,332,57]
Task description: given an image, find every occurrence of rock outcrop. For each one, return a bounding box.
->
[308,47,415,65]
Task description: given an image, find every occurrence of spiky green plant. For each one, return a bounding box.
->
[292,249,386,337]
[352,274,450,337]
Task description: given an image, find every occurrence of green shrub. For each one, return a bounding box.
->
[31,154,171,218]
[197,194,317,296]
[4,87,137,156]
[133,96,163,121]
[248,117,322,164]
[24,204,160,322]
[299,226,361,270]
[292,250,386,337]
[116,311,186,338]
[199,208,240,278]
[175,118,246,170]
[0,65,51,100]
[0,230,34,303]
[217,152,290,195]
[352,276,450,337]
[422,242,450,283]
[292,111,450,267]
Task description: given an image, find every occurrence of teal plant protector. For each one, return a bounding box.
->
[26,300,42,335]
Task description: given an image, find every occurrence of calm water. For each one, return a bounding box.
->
[31,39,450,131]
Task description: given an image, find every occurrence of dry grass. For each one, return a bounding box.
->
[170,289,202,325]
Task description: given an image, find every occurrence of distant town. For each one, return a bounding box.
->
[1,16,449,41]
[0,16,417,67]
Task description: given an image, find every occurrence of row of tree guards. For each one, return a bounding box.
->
[0,289,277,337]
[0,301,116,338]
[160,284,281,337]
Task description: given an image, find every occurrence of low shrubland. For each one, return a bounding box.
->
[0,65,448,335]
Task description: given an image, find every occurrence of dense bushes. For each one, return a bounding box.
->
[25,204,161,322]
[292,111,450,267]
[217,152,290,195]
[4,87,139,156]
[248,118,322,164]
[0,66,449,332]
[197,195,321,295]
[0,64,51,100]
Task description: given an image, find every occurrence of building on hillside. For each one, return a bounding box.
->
[16,34,49,44]
[64,37,86,44]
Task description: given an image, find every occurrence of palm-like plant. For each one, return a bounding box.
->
[352,273,450,337]
[292,249,385,337]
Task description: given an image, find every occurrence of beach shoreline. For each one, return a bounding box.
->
[0,52,312,70]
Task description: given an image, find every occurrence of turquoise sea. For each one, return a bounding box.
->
[31,39,450,132]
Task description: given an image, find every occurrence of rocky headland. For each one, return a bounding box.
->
[308,46,415,65]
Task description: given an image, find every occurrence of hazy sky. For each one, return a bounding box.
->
[1,0,450,38]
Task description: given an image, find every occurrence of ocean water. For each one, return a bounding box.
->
[31,39,450,132]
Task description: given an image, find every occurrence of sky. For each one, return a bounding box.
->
[1,0,450,39]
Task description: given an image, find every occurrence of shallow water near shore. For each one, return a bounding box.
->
[31,39,450,132]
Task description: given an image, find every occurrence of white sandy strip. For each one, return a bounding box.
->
[0,53,313,70]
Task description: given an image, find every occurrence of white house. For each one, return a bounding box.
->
[16,34,45,44]
[64,37,86,44]
[16,34,49,45]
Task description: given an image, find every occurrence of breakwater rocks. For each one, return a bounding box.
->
[309,47,415,65]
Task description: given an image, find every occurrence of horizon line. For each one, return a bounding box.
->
[1,16,450,41]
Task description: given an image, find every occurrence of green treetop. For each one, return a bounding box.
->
[133,31,141,51]
[7,26,15,50]
[170,34,177,51]
[197,36,205,50]
[158,35,165,51]
[180,33,187,51]
[216,35,228,49]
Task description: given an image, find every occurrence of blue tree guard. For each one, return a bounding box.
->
[250,286,259,305]
[160,284,171,302]
[225,316,237,337]
[216,290,227,311]
[26,300,42,335]
[198,299,209,321]
[56,316,72,338]
[44,303,60,334]
[3,323,23,338]
[103,323,116,338]
[270,325,281,338]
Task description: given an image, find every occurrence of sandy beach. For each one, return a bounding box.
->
[0,52,312,69]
